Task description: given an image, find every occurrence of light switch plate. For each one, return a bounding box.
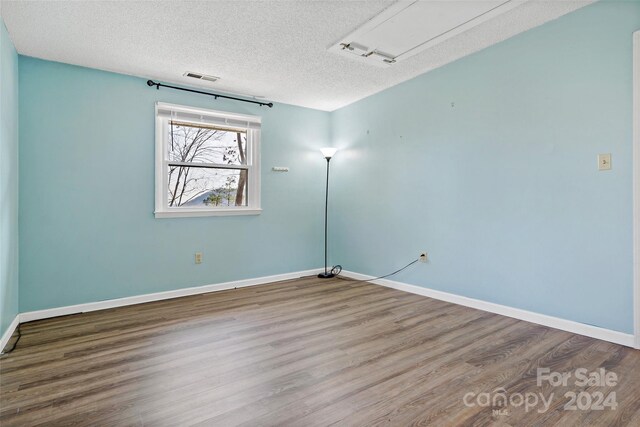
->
[598,153,611,171]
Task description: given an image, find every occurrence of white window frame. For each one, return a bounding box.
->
[154,102,261,218]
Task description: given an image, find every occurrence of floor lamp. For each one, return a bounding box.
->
[318,147,337,279]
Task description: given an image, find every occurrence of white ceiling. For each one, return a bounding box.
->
[1,0,593,111]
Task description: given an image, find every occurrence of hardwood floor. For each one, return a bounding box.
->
[1,276,639,426]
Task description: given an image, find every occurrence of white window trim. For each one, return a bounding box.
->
[154,102,262,218]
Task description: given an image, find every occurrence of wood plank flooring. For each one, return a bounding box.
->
[1,276,639,426]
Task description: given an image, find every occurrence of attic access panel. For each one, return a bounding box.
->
[329,0,524,66]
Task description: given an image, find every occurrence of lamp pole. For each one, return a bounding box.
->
[318,148,337,279]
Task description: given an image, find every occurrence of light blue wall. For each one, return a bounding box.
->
[0,17,19,338]
[18,57,330,312]
[14,1,640,334]
[330,1,639,333]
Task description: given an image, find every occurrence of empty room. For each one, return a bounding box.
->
[1,0,639,425]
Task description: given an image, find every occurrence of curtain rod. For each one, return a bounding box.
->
[146,80,274,108]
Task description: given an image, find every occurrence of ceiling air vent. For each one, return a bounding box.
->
[329,0,525,67]
[183,71,220,83]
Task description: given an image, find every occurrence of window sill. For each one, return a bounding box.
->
[155,208,262,218]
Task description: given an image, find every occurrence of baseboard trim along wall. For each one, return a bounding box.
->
[0,315,20,354]
[5,268,635,351]
[340,270,637,349]
[19,268,324,323]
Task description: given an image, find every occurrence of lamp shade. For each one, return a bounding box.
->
[320,147,338,159]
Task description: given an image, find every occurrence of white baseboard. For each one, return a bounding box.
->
[0,315,20,353]
[19,268,324,323]
[8,268,636,350]
[340,270,637,348]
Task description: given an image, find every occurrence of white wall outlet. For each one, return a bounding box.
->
[419,252,428,263]
[598,153,611,171]
[195,252,203,264]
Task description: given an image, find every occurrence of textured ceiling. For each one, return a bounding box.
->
[1,0,593,111]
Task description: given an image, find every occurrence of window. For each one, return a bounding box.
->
[154,103,261,218]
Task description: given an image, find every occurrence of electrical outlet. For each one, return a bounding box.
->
[598,153,611,171]
[419,252,428,263]
[195,252,203,264]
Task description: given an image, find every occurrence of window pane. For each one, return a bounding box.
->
[168,166,248,207]
[167,121,247,166]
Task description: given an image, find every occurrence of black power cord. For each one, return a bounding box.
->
[0,325,21,357]
[335,258,420,283]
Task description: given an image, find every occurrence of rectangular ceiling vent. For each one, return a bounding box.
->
[329,0,525,67]
[183,71,220,83]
